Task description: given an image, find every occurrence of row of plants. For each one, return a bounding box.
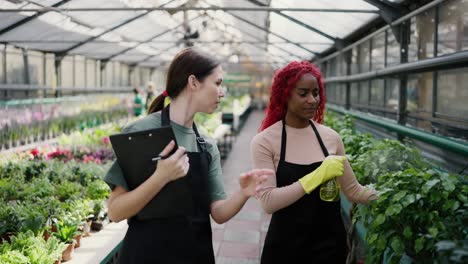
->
[324,112,467,263]
[0,157,111,263]
[0,108,128,150]
[0,123,122,263]
[219,94,252,115]
[0,99,246,263]
[0,94,127,130]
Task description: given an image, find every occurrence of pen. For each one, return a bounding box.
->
[151,151,186,161]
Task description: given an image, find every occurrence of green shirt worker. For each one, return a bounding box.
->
[132,87,144,116]
[105,47,274,264]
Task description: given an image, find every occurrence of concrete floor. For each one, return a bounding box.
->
[213,109,271,264]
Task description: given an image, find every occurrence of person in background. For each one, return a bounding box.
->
[105,47,274,264]
[145,82,156,111]
[250,61,378,264]
[132,87,144,117]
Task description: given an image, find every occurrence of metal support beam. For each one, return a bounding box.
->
[432,5,439,119]
[205,13,303,60]
[63,12,152,53]
[137,44,179,65]
[364,0,409,43]
[245,0,341,45]
[206,15,292,64]
[205,3,319,55]
[227,13,319,55]
[0,0,73,36]
[324,51,468,83]
[344,51,351,110]
[60,0,178,54]
[397,21,409,129]
[327,104,468,157]
[0,39,331,45]
[22,47,30,85]
[100,59,108,87]
[54,54,63,97]
[0,7,379,13]
[101,14,202,61]
[364,0,405,24]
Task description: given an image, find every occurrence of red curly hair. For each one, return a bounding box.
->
[259,61,326,131]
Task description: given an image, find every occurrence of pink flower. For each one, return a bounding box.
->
[101,137,110,146]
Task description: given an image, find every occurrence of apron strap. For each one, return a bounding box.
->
[280,119,329,161]
[280,118,288,161]
[161,105,207,153]
[309,120,329,157]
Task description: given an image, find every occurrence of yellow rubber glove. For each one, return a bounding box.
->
[299,156,346,194]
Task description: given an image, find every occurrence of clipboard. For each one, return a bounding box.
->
[109,126,193,220]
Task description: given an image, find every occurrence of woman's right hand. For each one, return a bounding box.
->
[152,140,189,183]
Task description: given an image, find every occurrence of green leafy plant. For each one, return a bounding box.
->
[324,112,467,263]
[352,139,428,185]
[355,168,467,263]
[86,180,110,200]
[0,250,29,264]
[21,177,55,200]
[55,181,82,201]
[23,161,48,181]
[0,230,67,264]
[53,220,79,244]
[0,203,21,236]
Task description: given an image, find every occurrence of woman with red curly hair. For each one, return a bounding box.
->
[251,61,377,263]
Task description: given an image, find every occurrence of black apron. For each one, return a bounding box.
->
[261,120,347,264]
[117,106,214,264]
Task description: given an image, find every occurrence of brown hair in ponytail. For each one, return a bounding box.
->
[147,47,220,114]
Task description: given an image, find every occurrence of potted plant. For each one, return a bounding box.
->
[52,220,79,262]
[90,200,105,231]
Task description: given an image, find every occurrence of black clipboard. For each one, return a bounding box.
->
[109,126,193,220]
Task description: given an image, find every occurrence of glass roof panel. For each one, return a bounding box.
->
[0,0,385,66]
[64,0,143,29]
[0,1,46,31]
[70,42,134,59]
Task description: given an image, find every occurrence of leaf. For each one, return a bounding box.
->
[377,236,387,251]
[422,179,440,193]
[442,180,455,192]
[392,191,407,202]
[403,226,412,239]
[368,233,378,244]
[379,157,386,164]
[401,195,415,207]
[415,237,425,253]
[435,240,456,251]
[375,214,386,225]
[429,227,438,237]
[385,204,403,216]
[390,237,405,255]
[443,200,455,212]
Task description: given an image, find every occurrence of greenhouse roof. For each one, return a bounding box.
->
[0,0,407,68]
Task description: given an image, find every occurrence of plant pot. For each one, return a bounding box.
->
[43,229,50,241]
[61,241,75,262]
[54,260,61,264]
[83,220,92,237]
[0,232,15,244]
[91,220,103,231]
[73,234,82,248]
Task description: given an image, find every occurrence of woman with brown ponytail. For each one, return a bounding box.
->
[104,47,274,264]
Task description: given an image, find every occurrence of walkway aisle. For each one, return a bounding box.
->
[213,109,271,264]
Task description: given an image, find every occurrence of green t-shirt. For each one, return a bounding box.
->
[133,95,144,116]
[104,112,227,203]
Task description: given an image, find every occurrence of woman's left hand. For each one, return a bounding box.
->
[239,169,275,197]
